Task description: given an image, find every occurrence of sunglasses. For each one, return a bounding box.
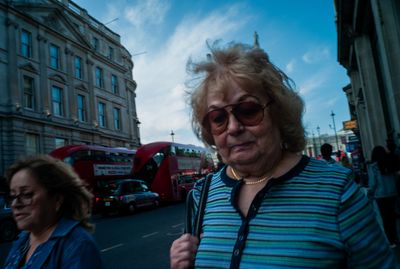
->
[202,101,272,135]
[7,192,34,206]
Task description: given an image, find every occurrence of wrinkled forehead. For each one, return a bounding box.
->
[205,75,266,104]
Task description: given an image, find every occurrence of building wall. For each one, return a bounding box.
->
[335,0,400,160]
[0,0,141,176]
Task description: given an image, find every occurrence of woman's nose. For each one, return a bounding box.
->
[226,113,244,135]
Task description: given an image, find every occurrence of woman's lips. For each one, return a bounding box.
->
[230,141,253,151]
[13,213,28,220]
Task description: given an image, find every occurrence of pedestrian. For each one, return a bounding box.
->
[170,42,395,268]
[3,155,104,269]
[367,145,399,247]
[340,155,352,169]
[320,143,336,164]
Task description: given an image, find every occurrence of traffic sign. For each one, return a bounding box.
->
[343,120,357,130]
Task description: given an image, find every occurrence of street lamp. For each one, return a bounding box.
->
[312,131,317,157]
[330,111,339,151]
[170,130,175,143]
[316,125,321,147]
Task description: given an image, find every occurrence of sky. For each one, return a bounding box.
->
[73,0,350,147]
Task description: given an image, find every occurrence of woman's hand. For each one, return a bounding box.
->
[170,233,199,269]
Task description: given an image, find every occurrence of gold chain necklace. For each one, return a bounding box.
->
[230,167,273,185]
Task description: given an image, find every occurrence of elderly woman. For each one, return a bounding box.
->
[170,43,395,268]
[3,155,104,268]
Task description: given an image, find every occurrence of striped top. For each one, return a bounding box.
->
[191,156,395,268]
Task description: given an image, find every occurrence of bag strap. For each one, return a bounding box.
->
[184,189,195,234]
[184,173,212,237]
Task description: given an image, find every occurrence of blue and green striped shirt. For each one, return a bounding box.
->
[191,156,395,268]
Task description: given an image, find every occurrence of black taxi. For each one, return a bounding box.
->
[96,179,159,215]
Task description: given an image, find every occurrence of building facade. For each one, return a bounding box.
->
[335,0,400,160]
[304,130,357,158]
[0,0,141,177]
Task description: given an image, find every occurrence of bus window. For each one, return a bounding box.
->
[170,145,176,155]
[153,152,165,167]
[71,150,91,163]
[93,150,106,161]
[176,146,185,156]
[64,156,73,165]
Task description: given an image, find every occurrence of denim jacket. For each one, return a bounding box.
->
[3,218,104,269]
[367,162,398,198]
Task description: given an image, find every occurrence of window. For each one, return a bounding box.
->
[108,46,114,60]
[23,76,35,109]
[26,134,39,155]
[98,102,106,127]
[52,86,63,116]
[55,138,67,148]
[111,74,118,94]
[50,44,60,69]
[74,56,82,79]
[77,94,86,122]
[21,30,32,58]
[113,107,121,130]
[92,37,99,51]
[95,67,103,88]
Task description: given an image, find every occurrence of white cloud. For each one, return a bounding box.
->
[285,59,295,73]
[131,4,249,145]
[298,75,326,95]
[302,46,330,64]
[124,0,171,27]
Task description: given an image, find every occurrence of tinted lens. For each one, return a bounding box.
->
[233,102,264,126]
[202,101,266,135]
[206,109,229,134]
[8,192,34,206]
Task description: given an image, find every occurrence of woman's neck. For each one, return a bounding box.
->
[228,152,301,181]
[29,221,58,246]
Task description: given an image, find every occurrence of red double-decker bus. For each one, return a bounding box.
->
[132,142,214,202]
[49,145,136,198]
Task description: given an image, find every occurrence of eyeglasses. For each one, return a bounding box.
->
[202,101,272,135]
[7,192,34,206]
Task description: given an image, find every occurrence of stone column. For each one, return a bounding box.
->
[37,29,49,116]
[6,17,19,107]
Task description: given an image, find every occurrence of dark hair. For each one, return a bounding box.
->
[320,143,333,159]
[187,42,305,152]
[371,146,390,175]
[5,155,94,231]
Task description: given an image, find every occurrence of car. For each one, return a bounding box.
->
[0,194,18,242]
[96,179,160,215]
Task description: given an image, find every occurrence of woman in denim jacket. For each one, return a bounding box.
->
[3,155,104,269]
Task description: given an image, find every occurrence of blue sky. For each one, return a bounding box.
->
[73,0,350,147]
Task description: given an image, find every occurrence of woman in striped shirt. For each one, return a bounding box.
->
[170,42,395,269]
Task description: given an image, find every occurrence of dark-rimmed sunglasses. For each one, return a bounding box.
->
[7,192,34,206]
[202,101,272,135]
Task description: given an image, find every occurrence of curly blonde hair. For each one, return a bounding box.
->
[6,155,94,231]
[187,42,305,152]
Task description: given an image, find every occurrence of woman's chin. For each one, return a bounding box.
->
[230,154,260,167]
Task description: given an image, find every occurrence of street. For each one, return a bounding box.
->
[0,203,186,268]
[2,202,400,268]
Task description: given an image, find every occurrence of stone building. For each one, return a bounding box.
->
[304,129,357,158]
[0,0,141,176]
[335,0,400,160]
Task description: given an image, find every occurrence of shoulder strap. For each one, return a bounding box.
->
[184,173,212,237]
